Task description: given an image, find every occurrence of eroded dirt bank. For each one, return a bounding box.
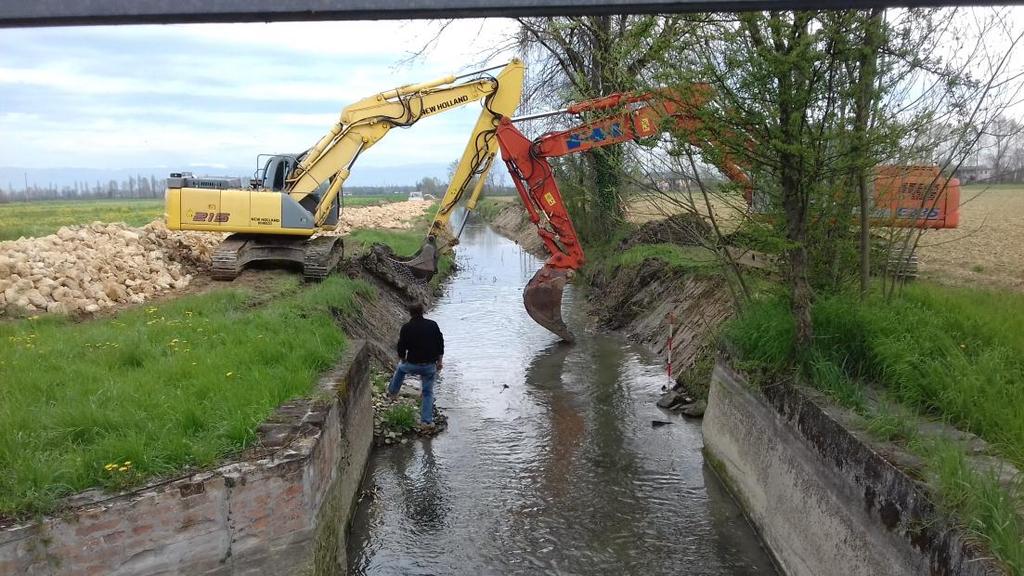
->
[340,246,438,366]
[483,200,547,255]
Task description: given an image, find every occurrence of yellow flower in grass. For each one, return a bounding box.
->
[226,371,234,377]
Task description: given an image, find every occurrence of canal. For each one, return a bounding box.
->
[347,216,777,575]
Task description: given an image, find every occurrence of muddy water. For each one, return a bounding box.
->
[347,217,777,575]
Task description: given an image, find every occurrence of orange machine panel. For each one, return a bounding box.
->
[873,166,960,229]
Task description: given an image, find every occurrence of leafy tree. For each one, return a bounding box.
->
[516,15,693,238]
[650,8,1016,350]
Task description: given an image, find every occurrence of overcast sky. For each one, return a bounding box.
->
[0,19,518,172]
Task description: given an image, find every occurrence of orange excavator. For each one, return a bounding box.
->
[494,85,750,342]
[493,86,960,343]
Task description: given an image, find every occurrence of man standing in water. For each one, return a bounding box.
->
[388,302,444,430]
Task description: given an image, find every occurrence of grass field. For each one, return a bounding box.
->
[0,273,375,519]
[727,282,1024,466]
[0,199,164,241]
[0,194,408,242]
[344,193,407,207]
[0,214,449,520]
[625,184,1024,292]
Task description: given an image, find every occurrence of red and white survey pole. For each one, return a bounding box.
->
[666,311,676,379]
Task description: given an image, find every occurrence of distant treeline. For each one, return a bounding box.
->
[0,181,520,204]
[0,176,166,203]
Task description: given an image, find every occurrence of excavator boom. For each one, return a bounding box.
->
[495,117,584,342]
[388,61,525,279]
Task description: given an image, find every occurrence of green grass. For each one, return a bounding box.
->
[864,409,918,443]
[727,283,1024,467]
[343,194,407,208]
[917,439,1024,574]
[0,275,373,519]
[381,403,418,433]
[348,228,427,256]
[473,197,511,222]
[608,243,720,274]
[0,199,164,241]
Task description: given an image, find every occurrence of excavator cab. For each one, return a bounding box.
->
[255,154,299,191]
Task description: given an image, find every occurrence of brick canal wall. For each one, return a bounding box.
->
[703,361,1003,576]
[0,340,373,576]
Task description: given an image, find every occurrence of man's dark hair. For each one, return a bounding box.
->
[407,302,424,318]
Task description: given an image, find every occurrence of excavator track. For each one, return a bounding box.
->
[302,236,345,282]
[210,234,343,282]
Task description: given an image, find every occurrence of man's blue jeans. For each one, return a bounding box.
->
[388,361,437,424]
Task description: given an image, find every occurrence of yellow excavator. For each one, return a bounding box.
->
[165,60,525,280]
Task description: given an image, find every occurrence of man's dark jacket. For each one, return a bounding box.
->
[397,317,444,364]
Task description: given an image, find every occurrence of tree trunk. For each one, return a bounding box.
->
[591,148,623,225]
[781,159,814,352]
[854,10,883,300]
[776,19,814,353]
[586,15,625,233]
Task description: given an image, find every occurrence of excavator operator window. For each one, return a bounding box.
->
[261,155,294,192]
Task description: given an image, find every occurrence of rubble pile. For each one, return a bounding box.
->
[0,201,429,316]
[0,221,221,315]
[331,200,433,234]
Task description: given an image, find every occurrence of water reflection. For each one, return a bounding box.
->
[347,216,776,575]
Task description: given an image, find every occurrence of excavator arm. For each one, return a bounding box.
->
[288,60,526,230]
[495,85,749,342]
[378,61,525,279]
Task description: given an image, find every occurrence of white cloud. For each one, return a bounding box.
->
[0,18,522,175]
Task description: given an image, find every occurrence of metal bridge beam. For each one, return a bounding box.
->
[0,0,1004,28]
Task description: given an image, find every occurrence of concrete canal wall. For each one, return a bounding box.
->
[703,361,1003,576]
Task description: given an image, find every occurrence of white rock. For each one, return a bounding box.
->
[25,289,47,308]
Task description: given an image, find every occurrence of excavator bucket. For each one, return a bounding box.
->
[524,265,574,343]
[389,237,439,281]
